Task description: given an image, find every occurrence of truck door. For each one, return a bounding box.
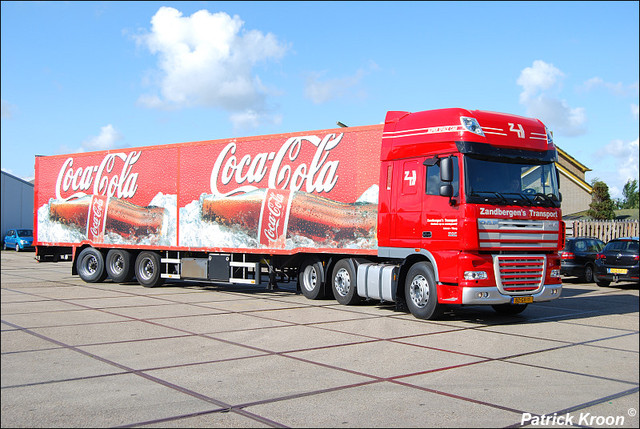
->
[392,159,424,248]
[421,156,460,249]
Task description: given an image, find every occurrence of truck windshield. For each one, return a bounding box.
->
[464,157,560,208]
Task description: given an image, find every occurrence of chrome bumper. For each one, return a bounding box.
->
[461,284,562,305]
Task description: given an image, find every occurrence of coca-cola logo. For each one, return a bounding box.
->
[263,192,284,242]
[210,133,342,197]
[90,198,104,237]
[55,151,141,201]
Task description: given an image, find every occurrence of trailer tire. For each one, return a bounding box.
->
[135,251,164,288]
[106,249,134,283]
[299,257,325,299]
[405,262,443,320]
[331,259,361,305]
[491,304,528,315]
[76,247,107,283]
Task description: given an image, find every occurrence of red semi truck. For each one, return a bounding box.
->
[35,108,564,319]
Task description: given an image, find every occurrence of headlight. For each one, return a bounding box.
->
[464,271,488,280]
[550,269,561,278]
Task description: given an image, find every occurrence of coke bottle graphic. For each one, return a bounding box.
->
[201,188,377,248]
[49,195,166,243]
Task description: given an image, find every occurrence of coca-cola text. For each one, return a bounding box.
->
[55,152,141,201]
[210,133,342,197]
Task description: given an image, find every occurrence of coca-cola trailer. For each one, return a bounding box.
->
[35,108,564,319]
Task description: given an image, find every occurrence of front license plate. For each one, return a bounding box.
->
[512,296,534,304]
[607,268,628,274]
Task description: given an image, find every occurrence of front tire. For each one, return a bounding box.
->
[405,262,443,320]
[15,243,20,252]
[76,247,107,283]
[135,251,164,288]
[106,249,134,283]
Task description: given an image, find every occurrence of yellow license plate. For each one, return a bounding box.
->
[512,296,534,304]
[607,268,628,274]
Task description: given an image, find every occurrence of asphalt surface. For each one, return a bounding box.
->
[1,249,638,428]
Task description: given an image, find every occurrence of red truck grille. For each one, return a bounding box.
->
[494,255,546,294]
[478,218,559,250]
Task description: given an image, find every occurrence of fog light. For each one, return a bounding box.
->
[476,292,490,299]
[550,288,558,295]
[464,271,488,280]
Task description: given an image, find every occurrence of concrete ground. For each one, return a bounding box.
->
[1,249,638,428]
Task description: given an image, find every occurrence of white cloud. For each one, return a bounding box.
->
[304,69,365,104]
[517,60,564,103]
[81,124,124,152]
[580,77,639,97]
[598,137,640,198]
[230,109,282,130]
[135,7,287,128]
[517,60,586,136]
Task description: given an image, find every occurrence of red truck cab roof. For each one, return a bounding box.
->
[381,108,554,161]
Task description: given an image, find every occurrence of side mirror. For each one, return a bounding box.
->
[440,157,453,182]
[440,184,453,197]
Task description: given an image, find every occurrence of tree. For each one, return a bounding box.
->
[621,179,639,209]
[587,180,616,220]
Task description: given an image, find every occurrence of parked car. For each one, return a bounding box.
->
[594,237,639,287]
[559,237,605,282]
[3,229,34,251]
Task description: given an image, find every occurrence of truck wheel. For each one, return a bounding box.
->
[331,259,361,305]
[491,304,528,315]
[299,257,325,299]
[76,247,107,283]
[135,251,164,288]
[405,262,443,320]
[106,249,134,283]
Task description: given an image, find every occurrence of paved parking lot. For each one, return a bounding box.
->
[1,249,638,428]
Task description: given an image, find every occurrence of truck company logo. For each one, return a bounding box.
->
[509,123,526,138]
[55,152,141,201]
[404,170,417,186]
[210,133,342,197]
[480,207,559,219]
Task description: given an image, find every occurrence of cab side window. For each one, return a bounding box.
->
[425,157,459,196]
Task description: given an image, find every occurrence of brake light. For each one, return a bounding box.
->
[596,253,606,260]
[560,251,574,260]
[634,255,639,261]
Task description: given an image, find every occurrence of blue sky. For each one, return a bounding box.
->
[2,1,638,198]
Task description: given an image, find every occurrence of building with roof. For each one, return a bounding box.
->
[1,170,34,240]
[555,146,593,217]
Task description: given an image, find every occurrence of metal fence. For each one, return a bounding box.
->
[566,220,639,242]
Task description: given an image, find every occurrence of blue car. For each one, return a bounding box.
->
[3,228,34,251]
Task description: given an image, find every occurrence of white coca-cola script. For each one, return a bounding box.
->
[263,192,285,242]
[55,152,140,201]
[210,133,342,197]
[89,197,105,238]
